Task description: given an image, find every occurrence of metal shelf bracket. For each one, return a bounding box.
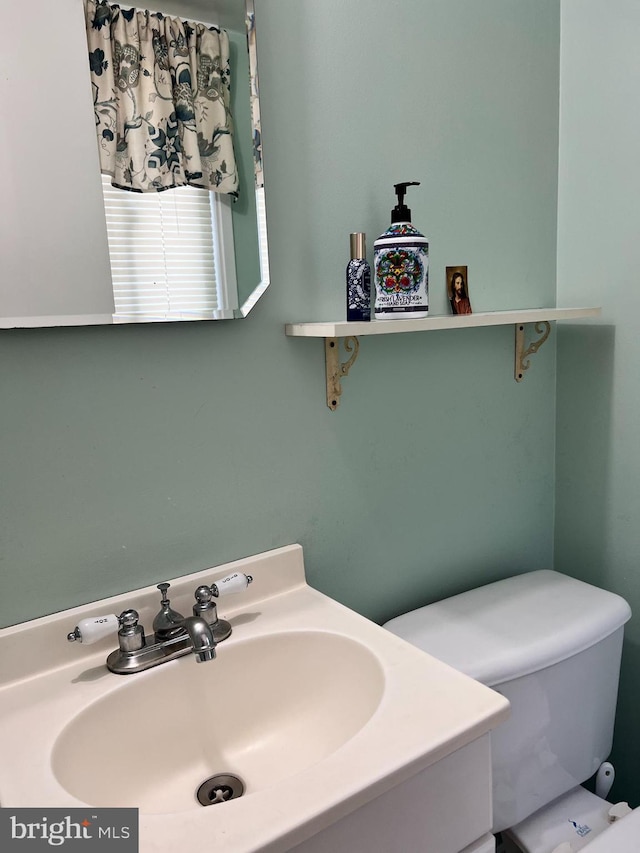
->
[325,336,360,410]
[515,321,551,382]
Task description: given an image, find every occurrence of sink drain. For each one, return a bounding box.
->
[197,774,245,806]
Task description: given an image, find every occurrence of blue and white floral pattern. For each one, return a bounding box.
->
[85,0,238,195]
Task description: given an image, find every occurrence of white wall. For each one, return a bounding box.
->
[0,0,113,325]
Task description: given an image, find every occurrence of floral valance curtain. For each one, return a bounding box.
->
[85,0,238,195]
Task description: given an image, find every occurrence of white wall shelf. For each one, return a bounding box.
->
[285,307,601,410]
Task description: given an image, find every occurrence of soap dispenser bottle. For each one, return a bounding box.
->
[374,182,429,319]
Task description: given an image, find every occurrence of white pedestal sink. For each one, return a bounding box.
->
[0,545,509,852]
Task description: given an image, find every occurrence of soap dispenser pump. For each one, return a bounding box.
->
[374,182,429,319]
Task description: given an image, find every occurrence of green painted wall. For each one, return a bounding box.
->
[556,0,640,806]
[1,0,560,640]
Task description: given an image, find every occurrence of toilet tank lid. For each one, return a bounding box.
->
[383,570,631,687]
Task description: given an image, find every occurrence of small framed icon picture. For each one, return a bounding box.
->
[446,266,472,315]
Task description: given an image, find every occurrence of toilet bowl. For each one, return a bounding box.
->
[384,570,633,852]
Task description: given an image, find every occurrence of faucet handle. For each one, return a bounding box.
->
[67,612,125,644]
[192,573,252,645]
[211,572,253,597]
[194,585,215,606]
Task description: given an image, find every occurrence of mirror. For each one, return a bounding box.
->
[0,0,268,328]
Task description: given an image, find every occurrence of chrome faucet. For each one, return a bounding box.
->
[181,616,217,663]
[153,583,217,662]
[67,573,252,674]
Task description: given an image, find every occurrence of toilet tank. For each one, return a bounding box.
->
[384,570,631,833]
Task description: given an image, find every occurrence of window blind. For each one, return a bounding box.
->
[101,176,234,322]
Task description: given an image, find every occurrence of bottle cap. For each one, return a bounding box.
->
[350,232,366,259]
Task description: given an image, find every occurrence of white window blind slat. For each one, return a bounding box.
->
[101,175,236,321]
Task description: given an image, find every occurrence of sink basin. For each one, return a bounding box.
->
[52,631,385,814]
[0,545,509,853]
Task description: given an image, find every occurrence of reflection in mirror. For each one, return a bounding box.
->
[1,0,268,327]
[99,0,269,322]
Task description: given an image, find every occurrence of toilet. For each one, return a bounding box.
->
[384,570,634,853]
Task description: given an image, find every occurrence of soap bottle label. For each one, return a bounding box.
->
[374,243,428,317]
[347,258,371,322]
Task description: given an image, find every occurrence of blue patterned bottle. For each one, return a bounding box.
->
[346,232,371,322]
[374,182,428,319]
